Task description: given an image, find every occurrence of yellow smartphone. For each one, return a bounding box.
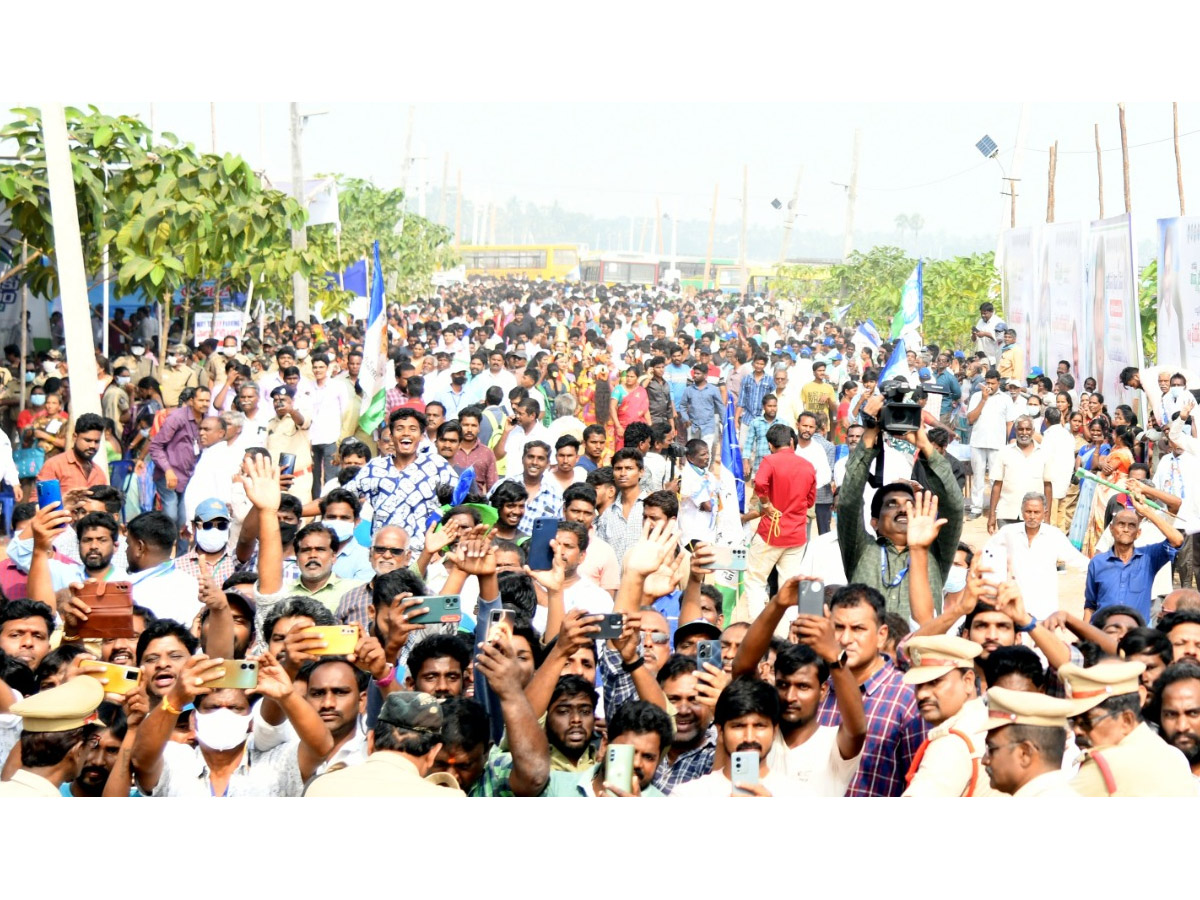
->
[81,661,142,695]
[207,658,259,690]
[303,624,361,656]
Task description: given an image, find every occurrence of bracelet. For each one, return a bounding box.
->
[1017,615,1038,634]
[374,664,396,688]
[161,697,183,716]
[620,656,645,674]
[61,633,81,642]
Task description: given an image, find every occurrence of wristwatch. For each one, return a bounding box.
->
[828,650,849,670]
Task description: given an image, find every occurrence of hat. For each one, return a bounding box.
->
[130,336,145,347]
[269,384,296,399]
[46,349,64,361]
[1027,366,1044,380]
[831,352,843,361]
[902,636,983,685]
[11,676,104,732]
[377,691,444,734]
[450,356,470,373]
[434,350,452,358]
[1058,661,1145,714]
[953,350,966,359]
[223,590,257,621]
[918,367,932,380]
[673,618,722,649]
[869,482,915,519]
[194,498,230,523]
[823,337,835,347]
[984,686,1078,730]
[800,348,812,358]
[170,343,189,355]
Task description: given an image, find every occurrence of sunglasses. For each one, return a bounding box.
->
[195,520,230,531]
[641,631,670,645]
[372,545,410,557]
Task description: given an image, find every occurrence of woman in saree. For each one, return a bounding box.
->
[1057,410,1089,531]
[1081,424,1136,556]
[576,362,616,464]
[611,366,651,451]
[1069,417,1112,552]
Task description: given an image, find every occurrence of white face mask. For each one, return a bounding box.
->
[222,347,237,357]
[194,708,250,751]
[324,519,355,545]
[166,355,178,366]
[195,527,228,553]
[295,348,308,360]
[944,565,968,595]
[43,361,57,374]
[132,347,145,357]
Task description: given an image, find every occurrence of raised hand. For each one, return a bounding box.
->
[906,491,948,551]
[445,526,497,577]
[994,580,1032,630]
[238,453,282,511]
[424,519,463,556]
[623,519,680,580]
[251,650,294,701]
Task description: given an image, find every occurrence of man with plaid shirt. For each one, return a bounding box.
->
[744,394,779,481]
[735,353,775,428]
[486,439,563,538]
[816,584,928,797]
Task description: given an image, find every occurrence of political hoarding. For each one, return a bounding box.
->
[1157,217,1200,372]
[1085,214,1141,406]
[1000,226,1038,370]
[1037,221,1086,381]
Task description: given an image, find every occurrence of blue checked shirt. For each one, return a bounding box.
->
[347,453,457,552]
[488,476,564,537]
[737,373,775,424]
[817,654,928,797]
[745,414,775,476]
[653,726,717,794]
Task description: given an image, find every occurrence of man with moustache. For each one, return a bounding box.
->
[1149,661,1200,780]
[981,687,1079,797]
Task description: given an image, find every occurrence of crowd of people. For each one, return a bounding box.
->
[2,278,1200,798]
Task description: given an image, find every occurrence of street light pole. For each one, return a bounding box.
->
[289,103,310,324]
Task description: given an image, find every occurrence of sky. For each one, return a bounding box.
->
[9,100,1190,262]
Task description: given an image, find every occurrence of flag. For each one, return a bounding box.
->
[831,303,852,323]
[890,261,923,341]
[879,336,911,386]
[721,390,746,512]
[857,319,881,347]
[357,241,388,435]
[342,259,368,297]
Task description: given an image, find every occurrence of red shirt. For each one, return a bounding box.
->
[754,449,816,547]
[38,449,109,494]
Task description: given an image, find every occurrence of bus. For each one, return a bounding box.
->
[656,256,736,291]
[457,244,580,281]
[579,253,660,286]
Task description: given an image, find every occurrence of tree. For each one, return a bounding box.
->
[908,213,925,251]
[894,214,910,246]
[1139,259,1158,366]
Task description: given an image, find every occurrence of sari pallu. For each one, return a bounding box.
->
[613,385,650,451]
[1069,441,1110,551]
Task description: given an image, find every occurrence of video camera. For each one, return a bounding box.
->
[878,378,948,434]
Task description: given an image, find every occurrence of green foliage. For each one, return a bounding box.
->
[1139,259,1157,366]
[770,264,834,314]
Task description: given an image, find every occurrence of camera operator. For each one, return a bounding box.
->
[836,393,963,625]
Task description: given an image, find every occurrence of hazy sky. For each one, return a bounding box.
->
[16,100,1184,260]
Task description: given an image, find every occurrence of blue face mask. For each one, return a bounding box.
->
[324,519,355,545]
[24,372,34,383]
[943,565,968,595]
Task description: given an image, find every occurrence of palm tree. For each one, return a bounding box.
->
[894,213,911,246]
[909,214,925,252]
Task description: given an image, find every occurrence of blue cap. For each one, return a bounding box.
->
[269,384,296,399]
[823,337,835,346]
[783,347,797,361]
[831,352,843,361]
[918,367,932,379]
[1028,366,1044,379]
[800,348,812,358]
[953,350,966,359]
[194,499,230,522]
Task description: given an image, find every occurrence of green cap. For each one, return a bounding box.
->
[377,691,444,735]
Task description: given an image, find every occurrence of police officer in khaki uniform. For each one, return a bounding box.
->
[303,692,465,797]
[160,343,199,408]
[0,677,105,798]
[266,384,314,502]
[982,686,1079,796]
[1060,660,1197,796]
[114,336,159,384]
[901,636,1003,797]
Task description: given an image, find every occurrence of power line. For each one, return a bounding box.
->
[1023,128,1200,154]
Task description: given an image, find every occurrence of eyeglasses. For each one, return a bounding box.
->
[1069,710,1117,733]
[641,631,670,645]
[372,545,410,557]
[195,520,230,531]
[984,740,1021,755]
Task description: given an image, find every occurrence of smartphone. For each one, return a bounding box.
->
[82,661,142,695]
[208,658,259,690]
[408,595,462,626]
[486,608,516,645]
[36,479,62,511]
[304,624,360,656]
[730,750,760,796]
[605,744,635,794]
[700,545,747,572]
[798,579,825,617]
[278,453,297,476]
[980,548,1005,586]
[593,612,625,641]
[527,517,557,571]
[696,639,723,669]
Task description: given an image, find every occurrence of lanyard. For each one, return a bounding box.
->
[880,545,909,588]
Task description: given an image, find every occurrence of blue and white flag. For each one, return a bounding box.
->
[721,391,746,512]
[856,319,881,348]
[879,336,912,386]
[890,261,923,341]
[357,242,387,434]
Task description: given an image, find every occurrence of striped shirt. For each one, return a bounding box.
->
[738,373,775,424]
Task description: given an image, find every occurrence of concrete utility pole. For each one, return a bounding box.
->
[289,103,310,323]
[396,105,415,239]
[779,166,804,263]
[842,130,861,260]
[704,183,718,290]
[42,102,100,418]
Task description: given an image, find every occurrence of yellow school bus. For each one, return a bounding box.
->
[458,244,580,281]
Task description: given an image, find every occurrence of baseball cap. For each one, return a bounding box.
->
[378,691,444,734]
[269,385,296,399]
[194,499,231,522]
[673,618,722,650]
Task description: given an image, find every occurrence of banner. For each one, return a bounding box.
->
[1037,221,1086,380]
[275,178,340,228]
[1086,214,1141,405]
[193,311,245,345]
[1000,227,1037,371]
[1157,217,1200,371]
[890,262,923,341]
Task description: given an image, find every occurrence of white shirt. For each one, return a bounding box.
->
[547,415,586,445]
[982,523,1090,620]
[991,443,1051,520]
[1139,366,1200,425]
[309,378,349,445]
[129,561,201,626]
[967,391,1012,449]
[141,738,304,797]
[794,440,832,489]
[670,767,806,797]
[1040,423,1077,499]
[0,429,20,492]
[502,422,552,470]
[680,465,720,544]
[766,725,861,797]
[183,440,242,522]
[974,316,1000,360]
[532,576,614,634]
[465,368,518,405]
[1156,446,1200,535]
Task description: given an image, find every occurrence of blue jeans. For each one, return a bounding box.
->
[155,479,188,554]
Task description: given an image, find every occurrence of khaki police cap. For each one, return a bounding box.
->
[902,636,983,685]
[11,677,104,733]
[984,686,1078,730]
[1058,660,1145,715]
[378,691,443,734]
